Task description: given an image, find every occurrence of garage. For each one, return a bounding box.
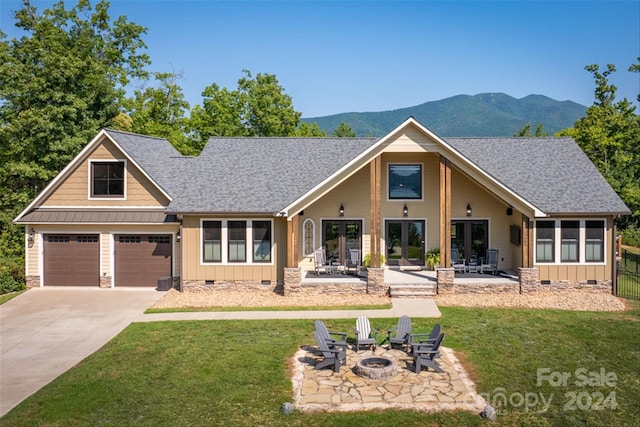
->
[44,234,100,286]
[115,235,172,287]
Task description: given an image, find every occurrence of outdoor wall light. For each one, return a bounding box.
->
[28,227,35,243]
[403,204,408,217]
[466,204,472,216]
[339,203,344,217]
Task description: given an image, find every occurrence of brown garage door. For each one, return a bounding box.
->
[44,235,100,286]
[115,235,172,287]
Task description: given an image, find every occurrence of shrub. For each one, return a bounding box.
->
[0,260,25,294]
[622,224,640,248]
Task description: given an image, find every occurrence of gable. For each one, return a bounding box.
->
[40,137,170,208]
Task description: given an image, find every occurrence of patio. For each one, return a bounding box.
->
[301,267,519,286]
[292,344,486,413]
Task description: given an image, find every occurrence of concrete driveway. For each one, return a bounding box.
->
[0,287,164,417]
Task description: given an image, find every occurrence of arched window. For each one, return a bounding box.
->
[303,218,315,256]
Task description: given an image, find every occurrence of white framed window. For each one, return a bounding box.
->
[302,218,315,257]
[201,219,273,265]
[535,219,606,264]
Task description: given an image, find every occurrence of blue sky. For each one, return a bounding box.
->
[1,0,638,117]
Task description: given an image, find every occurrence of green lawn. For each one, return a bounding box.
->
[1,303,639,427]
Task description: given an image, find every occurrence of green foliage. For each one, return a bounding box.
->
[514,123,548,137]
[363,253,385,267]
[294,121,326,136]
[622,224,640,247]
[558,62,640,230]
[0,258,25,294]
[0,0,150,274]
[333,121,356,137]
[124,71,192,154]
[189,70,302,151]
[425,247,440,270]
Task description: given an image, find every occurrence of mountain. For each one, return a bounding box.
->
[301,93,587,137]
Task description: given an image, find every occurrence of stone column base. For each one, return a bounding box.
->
[366,267,386,295]
[25,275,40,288]
[99,276,112,288]
[283,268,302,295]
[436,268,455,294]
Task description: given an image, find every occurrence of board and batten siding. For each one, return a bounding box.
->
[42,139,169,207]
[535,217,615,282]
[180,215,282,283]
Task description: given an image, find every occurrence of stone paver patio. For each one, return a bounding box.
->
[291,344,486,413]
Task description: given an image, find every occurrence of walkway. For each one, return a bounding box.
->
[137,297,441,321]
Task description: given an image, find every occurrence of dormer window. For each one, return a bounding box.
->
[91,161,125,197]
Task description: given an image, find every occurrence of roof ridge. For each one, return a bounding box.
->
[103,128,170,142]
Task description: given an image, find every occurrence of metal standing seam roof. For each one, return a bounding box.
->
[17,210,177,224]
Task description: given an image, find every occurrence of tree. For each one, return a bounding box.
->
[557,62,640,229]
[333,122,356,137]
[124,72,191,153]
[294,122,326,137]
[0,0,149,275]
[514,123,548,137]
[189,70,302,150]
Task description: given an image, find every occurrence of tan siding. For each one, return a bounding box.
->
[380,153,441,251]
[42,139,169,207]
[181,215,278,283]
[450,167,517,269]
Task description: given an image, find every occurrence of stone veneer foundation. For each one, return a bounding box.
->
[25,275,40,288]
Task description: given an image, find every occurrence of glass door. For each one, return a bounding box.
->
[451,220,488,263]
[385,220,425,266]
[321,220,362,265]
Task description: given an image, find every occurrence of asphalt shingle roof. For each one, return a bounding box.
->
[444,137,630,214]
[168,137,379,213]
[105,128,629,216]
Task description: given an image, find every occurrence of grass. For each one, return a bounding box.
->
[145,303,392,314]
[0,290,26,305]
[1,302,639,426]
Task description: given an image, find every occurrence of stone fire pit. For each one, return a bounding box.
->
[354,356,398,380]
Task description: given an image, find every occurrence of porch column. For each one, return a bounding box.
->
[439,156,452,268]
[369,156,382,267]
[521,214,533,268]
[286,215,299,268]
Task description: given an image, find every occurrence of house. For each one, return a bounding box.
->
[14,117,630,295]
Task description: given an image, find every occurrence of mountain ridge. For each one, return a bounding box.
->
[301,93,587,137]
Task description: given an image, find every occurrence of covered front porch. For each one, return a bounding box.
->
[297,266,521,297]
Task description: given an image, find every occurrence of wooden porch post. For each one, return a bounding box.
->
[286,215,299,268]
[369,157,382,267]
[521,214,533,268]
[439,156,451,267]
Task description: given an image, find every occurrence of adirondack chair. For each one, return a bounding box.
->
[387,315,412,351]
[314,248,336,275]
[409,323,441,347]
[313,330,347,372]
[314,320,347,346]
[411,332,446,373]
[481,249,499,275]
[345,249,361,276]
[354,316,378,352]
[451,248,466,273]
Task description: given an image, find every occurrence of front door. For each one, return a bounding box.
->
[386,220,425,266]
[322,220,362,265]
[451,220,488,263]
